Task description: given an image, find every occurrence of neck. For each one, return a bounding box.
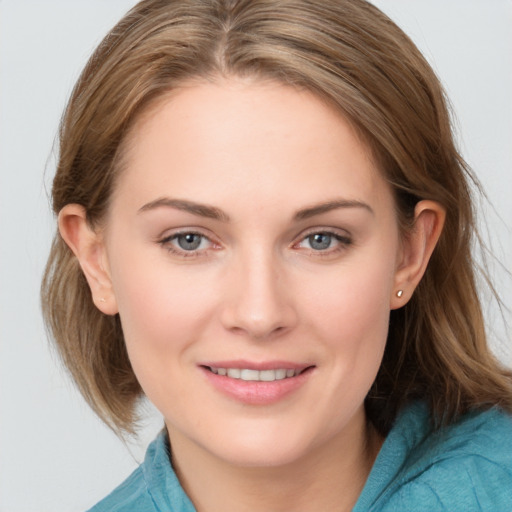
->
[167,411,383,512]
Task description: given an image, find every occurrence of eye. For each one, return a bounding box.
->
[305,233,334,251]
[174,233,206,251]
[296,230,352,254]
[159,231,215,256]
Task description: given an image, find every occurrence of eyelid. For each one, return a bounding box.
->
[292,227,353,255]
[156,226,352,259]
[157,225,220,242]
[294,226,352,243]
[157,228,221,257]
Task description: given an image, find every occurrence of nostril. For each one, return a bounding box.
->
[219,280,298,339]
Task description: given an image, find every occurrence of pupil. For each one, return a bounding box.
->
[309,233,331,250]
[178,233,201,250]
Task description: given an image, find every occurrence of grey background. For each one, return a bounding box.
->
[1,1,510,510]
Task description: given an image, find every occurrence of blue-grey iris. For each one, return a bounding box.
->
[177,233,202,251]
[309,233,331,250]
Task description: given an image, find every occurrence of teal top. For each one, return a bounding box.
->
[87,403,512,511]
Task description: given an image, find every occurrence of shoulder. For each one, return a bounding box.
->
[86,430,196,512]
[86,465,154,512]
[382,407,512,511]
[356,403,512,512]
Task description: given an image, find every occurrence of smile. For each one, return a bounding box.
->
[207,367,300,381]
[200,361,315,405]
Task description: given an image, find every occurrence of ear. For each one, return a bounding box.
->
[58,204,118,315]
[390,200,446,309]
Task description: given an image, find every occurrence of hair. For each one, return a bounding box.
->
[42,0,512,436]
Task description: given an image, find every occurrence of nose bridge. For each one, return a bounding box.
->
[221,244,296,339]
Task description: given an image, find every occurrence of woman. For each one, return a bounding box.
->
[41,0,512,510]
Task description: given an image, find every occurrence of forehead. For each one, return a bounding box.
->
[113,79,390,213]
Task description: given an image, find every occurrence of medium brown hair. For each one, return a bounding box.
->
[42,0,512,436]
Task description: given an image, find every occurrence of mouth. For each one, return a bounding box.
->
[204,366,306,381]
[199,362,314,404]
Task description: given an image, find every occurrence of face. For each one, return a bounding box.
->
[102,80,403,468]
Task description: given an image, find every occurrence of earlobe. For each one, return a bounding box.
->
[58,204,118,315]
[391,200,446,310]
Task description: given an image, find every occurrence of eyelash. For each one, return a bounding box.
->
[158,229,352,258]
[158,231,217,259]
[293,229,352,257]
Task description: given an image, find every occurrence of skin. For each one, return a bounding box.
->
[60,79,445,511]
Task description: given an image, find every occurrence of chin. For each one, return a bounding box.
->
[212,441,311,469]
[197,420,333,469]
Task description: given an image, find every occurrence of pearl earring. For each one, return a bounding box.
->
[396,290,404,298]
[99,297,106,303]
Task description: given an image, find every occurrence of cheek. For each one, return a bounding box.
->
[298,251,395,393]
[109,251,217,363]
[304,257,394,338]
[111,261,220,412]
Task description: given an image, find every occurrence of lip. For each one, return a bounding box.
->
[199,360,315,405]
[200,360,311,372]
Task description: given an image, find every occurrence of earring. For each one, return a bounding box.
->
[99,297,106,303]
[396,290,404,298]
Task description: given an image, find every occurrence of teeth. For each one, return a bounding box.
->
[227,368,241,379]
[259,370,276,382]
[240,369,259,381]
[209,367,300,381]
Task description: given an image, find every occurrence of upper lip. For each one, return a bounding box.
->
[199,360,313,371]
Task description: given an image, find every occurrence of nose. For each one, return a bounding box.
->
[219,249,298,340]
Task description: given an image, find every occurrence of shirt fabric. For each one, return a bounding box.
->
[87,402,512,511]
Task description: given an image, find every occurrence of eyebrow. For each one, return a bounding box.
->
[138,197,373,222]
[293,199,374,220]
[138,197,230,222]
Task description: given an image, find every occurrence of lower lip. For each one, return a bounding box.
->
[200,367,314,405]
